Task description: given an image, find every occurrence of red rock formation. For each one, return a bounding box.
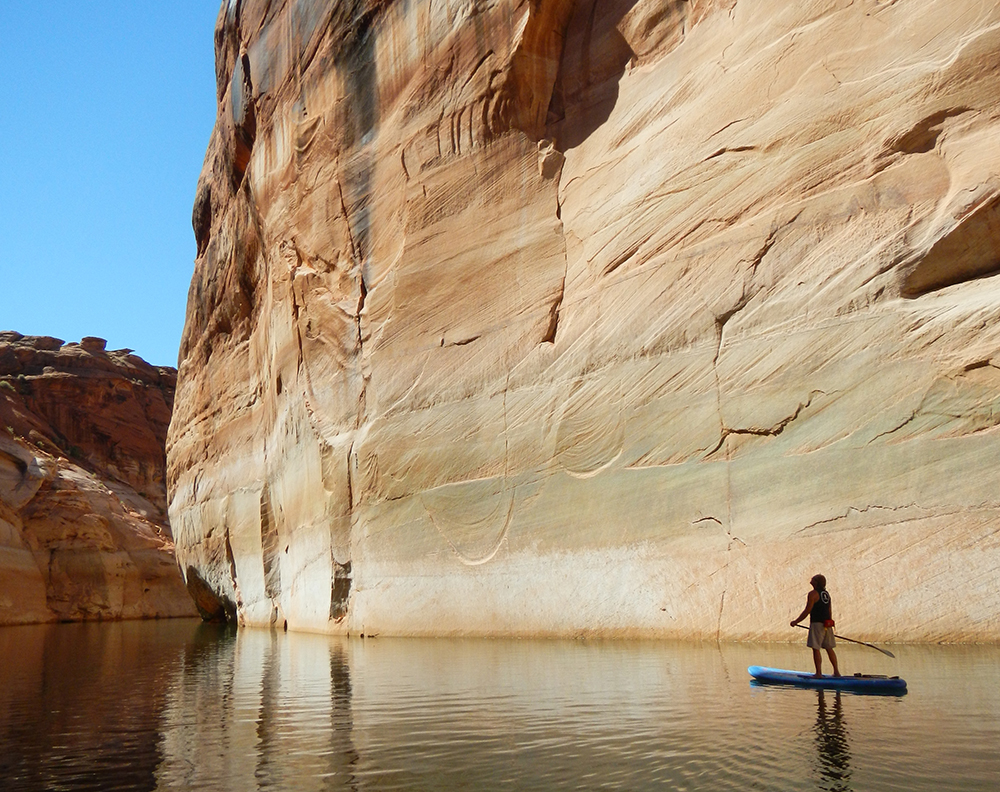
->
[169,0,1000,640]
[0,332,196,623]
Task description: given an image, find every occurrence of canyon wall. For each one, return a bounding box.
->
[168,0,1000,641]
[0,333,196,623]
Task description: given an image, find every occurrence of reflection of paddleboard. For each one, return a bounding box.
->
[748,665,907,694]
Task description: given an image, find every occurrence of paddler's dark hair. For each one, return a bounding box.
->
[811,574,827,590]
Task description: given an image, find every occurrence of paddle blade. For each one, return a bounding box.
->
[793,623,895,658]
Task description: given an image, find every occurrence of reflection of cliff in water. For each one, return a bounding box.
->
[156,626,358,791]
[0,621,188,791]
[814,690,852,792]
[253,635,359,791]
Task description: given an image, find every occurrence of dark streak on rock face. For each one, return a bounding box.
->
[192,181,212,257]
[330,560,352,621]
[231,52,257,183]
[260,482,282,602]
[343,24,380,146]
[338,12,380,274]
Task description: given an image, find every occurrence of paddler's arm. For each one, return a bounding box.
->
[790,590,819,627]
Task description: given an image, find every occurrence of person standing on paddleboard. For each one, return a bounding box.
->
[790,574,841,678]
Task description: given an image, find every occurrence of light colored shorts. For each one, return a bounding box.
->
[807,622,836,649]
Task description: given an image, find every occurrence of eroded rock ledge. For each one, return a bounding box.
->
[169,0,1000,641]
[0,332,196,623]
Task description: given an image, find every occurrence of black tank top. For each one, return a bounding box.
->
[810,590,832,623]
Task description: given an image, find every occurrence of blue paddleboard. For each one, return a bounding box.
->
[748,665,907,694]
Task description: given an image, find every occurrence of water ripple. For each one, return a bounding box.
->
[1,624,1000,791]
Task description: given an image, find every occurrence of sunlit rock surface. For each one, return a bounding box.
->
[0,333,196,624]
[169,0,1000,641]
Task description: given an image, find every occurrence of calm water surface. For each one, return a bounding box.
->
[1,620,998,791]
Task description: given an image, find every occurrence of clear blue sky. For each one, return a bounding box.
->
[0,3,220,367]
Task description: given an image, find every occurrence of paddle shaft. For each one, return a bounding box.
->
[794,623,895,658]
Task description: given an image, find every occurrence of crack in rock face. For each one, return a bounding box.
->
[168,0,1000,642]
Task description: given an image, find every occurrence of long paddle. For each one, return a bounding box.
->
[795,623,895,658]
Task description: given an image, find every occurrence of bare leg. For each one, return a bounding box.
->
[812,648,823,676]
[826,648,841,677]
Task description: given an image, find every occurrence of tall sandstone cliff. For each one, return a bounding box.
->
[168,0,1000,640]
[0,333,196,624]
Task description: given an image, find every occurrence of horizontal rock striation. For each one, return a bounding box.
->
[0,333,196,623]
[169,0,1000,641]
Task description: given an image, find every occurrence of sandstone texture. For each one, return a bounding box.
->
[169,0,1000,641]
[0,333,196,623]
